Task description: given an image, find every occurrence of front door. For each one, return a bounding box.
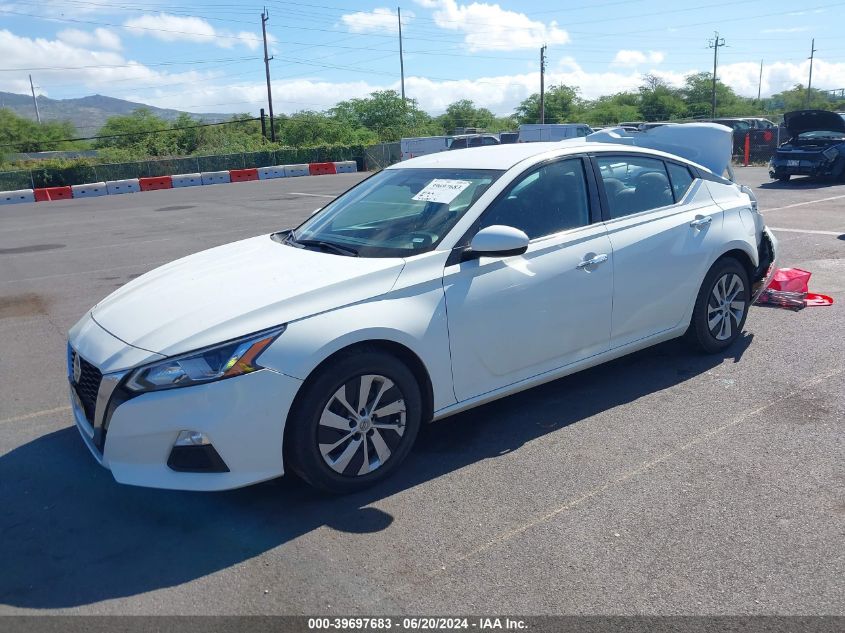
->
[443,157,614,402]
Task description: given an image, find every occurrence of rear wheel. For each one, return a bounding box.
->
[286,351,422,494]
[687,257,750,354]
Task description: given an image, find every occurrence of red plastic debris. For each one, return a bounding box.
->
[804,293,834,307]
[756,268,833,309]
[768,268,811,293]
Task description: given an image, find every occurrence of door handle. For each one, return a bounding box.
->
[690,215,712,229]
[576,253,609,269]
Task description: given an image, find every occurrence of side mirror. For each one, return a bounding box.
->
[464,225,529,260]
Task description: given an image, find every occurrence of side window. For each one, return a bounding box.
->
[476,158,591,240]
[596,155,673,219]
[482,136,498,146]
[666,162,694,201]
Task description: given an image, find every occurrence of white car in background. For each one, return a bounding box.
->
[68,125,777,493]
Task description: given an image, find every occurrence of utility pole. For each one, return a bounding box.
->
[708,32,725,119]
[29,74,41,124]
[757,59,763,104]
[398,7,406,103]
[806,38,817,108]
[261,8,276,142]
[539,44,547,124]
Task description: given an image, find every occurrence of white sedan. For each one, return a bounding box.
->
[68,126,777,493]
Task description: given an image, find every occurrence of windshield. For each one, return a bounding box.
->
[289,168,503,258]
[797,130,845,140]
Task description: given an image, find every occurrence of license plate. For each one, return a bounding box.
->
[787,160,800,167]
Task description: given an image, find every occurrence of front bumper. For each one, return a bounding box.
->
[68,320,304,491]
[769,155,842,179]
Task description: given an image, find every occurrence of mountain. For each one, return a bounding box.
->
[0,92,231,135]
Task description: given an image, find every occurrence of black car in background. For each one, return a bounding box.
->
[769,110,845,182]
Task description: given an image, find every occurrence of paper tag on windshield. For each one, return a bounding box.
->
[412,179,471,204]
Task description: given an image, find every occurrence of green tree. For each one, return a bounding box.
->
[638,74,687,121]
[330,90,436,142]
[578,92,641,126]
[681,72,752,118]
[93,108,171,152]
[0,108,81,154]
[277,111,378,146]
[436,99,496,133]
[765,84,845,113]
[514,84,581,124]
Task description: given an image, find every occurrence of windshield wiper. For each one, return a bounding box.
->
[286,234,358,257]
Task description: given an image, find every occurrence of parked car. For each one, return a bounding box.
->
[448,134,500,150]
[518,124,593,142]
[740,117,777,130]
[711,118,753,131]
[769,109,845,182]
[68,132,776,493]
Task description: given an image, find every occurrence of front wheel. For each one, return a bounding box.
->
[776,174,790,183]
[285,351,422,494]
[686,257,750,354]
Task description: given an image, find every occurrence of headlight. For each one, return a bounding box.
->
[822,146,839,161]
[125,326,285,392]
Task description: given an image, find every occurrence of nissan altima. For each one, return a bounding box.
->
[68,125,777,493]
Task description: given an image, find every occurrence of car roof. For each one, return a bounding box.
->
[387,140,705,172]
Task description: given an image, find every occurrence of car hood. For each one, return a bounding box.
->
[92,235,405,357]
[784,110,845,136]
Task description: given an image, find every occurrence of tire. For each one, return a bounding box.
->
[285,350,422,494]
[686,257,751,354]
[777,175,790,183]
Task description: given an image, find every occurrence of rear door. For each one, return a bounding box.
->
[592,153,723,348]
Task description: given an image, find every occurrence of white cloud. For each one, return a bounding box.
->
[414,0,569,52]
[123,13,262,50]
[341,8,413,34]
[612,50,665,68]
[57,28,122,51]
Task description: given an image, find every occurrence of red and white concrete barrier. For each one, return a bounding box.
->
[171,173,202,188]
[201,171,230,185]
[284,164,310,177]
[72,182,108,198]
[106,179,141,195]
[0,189,35,205]
[257,166,286,180]
[139,176,173,191]
[1,161,357,204]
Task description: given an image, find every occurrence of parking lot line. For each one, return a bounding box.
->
[0,405,70,426]
[769,227,844,236]
[761,193,845,214]
[288,192,340,198]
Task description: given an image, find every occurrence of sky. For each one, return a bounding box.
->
[1,0,844,126]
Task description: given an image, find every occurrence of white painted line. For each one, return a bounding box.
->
[761,193,845,213]
[769,227,843,236]
[0,405,70,426]
[288,192,339,198]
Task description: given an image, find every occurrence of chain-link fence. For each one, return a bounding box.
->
[0,145,369,190]
[363,142,401,171]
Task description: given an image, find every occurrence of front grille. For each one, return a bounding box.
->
[72,351,103,424]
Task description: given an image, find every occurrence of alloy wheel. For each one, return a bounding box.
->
[707,273,746,341]
[317,374,407,477]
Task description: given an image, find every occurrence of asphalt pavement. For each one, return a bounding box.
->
[0,168,842,615]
